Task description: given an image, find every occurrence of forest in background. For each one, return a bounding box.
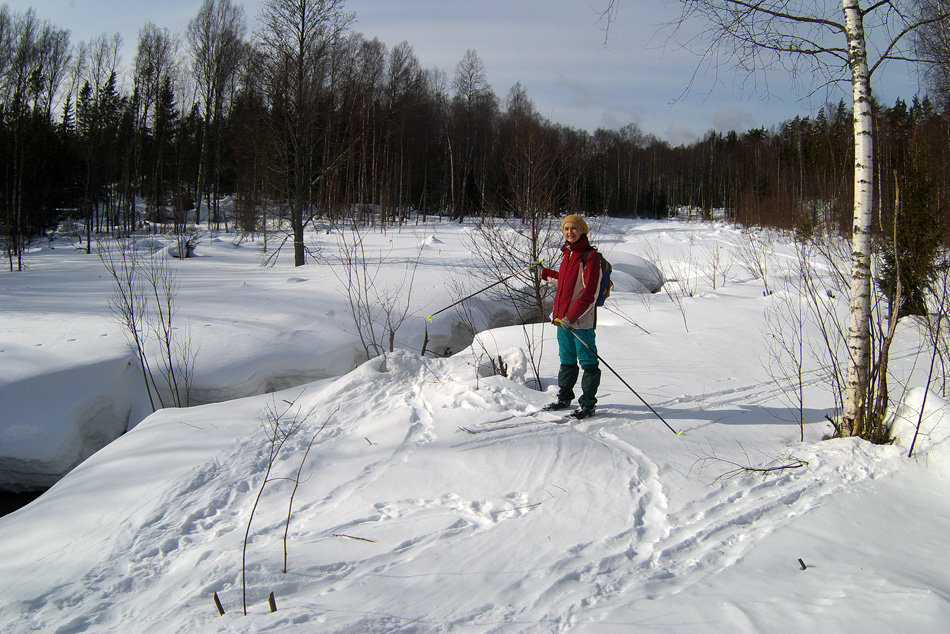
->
[1,0,949,271]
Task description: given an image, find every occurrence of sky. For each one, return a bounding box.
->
[6,0,929,145]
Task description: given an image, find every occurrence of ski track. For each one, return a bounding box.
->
[453,430,876,632]
[6,351,894,632]
[658,349,920,414]
[441,384,889,629]
[658,368,827,412]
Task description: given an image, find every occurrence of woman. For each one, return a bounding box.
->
[540,214,602,419]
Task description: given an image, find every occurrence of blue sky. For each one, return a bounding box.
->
[7,0,926,145]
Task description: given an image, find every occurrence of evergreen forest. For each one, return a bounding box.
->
[2,2,948,271]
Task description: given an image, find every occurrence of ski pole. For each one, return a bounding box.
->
[426,260,543,322]
[555,319,683,436]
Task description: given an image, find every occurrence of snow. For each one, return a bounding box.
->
[1,217,948,632]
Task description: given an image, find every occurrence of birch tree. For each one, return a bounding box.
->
[604,0,947,438]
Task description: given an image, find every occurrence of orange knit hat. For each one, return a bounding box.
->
[561,214,589,235]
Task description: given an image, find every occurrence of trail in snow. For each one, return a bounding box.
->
[1,349,901,633]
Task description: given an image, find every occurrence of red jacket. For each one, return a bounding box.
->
[541,234,600,329]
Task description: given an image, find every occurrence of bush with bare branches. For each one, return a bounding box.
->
[98,237,196,411]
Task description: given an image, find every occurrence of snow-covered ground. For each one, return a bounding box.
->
[1,217,948,632]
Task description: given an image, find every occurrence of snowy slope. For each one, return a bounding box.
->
[0,224,491,488]
[1,218,948,632]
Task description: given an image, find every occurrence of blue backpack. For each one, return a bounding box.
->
[582,246,612,307]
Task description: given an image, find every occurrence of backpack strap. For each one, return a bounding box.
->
[579,245,601,294]
[581,245,595,265]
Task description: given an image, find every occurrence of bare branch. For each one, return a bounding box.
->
[869,10,950,76]
[717,0,846,33]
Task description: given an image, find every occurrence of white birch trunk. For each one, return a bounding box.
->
[841,0,874,435]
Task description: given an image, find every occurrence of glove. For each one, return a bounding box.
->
[557,318,575,329]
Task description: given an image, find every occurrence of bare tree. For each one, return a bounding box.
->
[187,0,247,229]
[448,49,497,221]
[764,233,849,440]
[604,0,949,439]
[764,270,809,441]
[142,247,197,408]
[70,33,125,250]
[910,254,950,456]
[258,0,353,266]
[453,48,491,106]
[736,227,774,296]
[330,225,423,358]
[135,24,180,225]
[241,394,315,615]
[915,0,950,104]
[0,8,71,270]
[700,239,735,290]
[135,24,179,131]
[466,89,565,323]
[98,239,197,411]
[230,44,272,242]
[99,238,156,411]
[75,32,122,98]
[34,22,71,122]
[469,214,559,324]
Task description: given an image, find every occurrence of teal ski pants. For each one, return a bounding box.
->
[556,327,601,409]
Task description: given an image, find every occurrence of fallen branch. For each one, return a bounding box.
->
[333,533,376,543]
[690,442,809,483]
[510,501,544,511]
[712,459,808,483]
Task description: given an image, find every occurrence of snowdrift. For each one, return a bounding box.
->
[2,218,949,632]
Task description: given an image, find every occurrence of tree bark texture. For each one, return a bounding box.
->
[841,0,874,435]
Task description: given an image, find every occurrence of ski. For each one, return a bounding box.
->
[458,410,578,434]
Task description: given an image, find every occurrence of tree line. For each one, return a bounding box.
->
[2,0,949,272]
